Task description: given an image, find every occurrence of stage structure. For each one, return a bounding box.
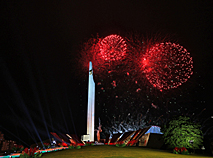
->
[82,61,95,142]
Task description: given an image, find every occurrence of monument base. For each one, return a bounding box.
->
[81,135,90,142]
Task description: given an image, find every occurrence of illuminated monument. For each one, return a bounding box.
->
[82,61,95,142]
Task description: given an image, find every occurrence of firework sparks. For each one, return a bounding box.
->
[141,42,193,90]
[99,34,127,62]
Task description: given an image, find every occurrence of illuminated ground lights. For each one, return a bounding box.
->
[0,147,68,158]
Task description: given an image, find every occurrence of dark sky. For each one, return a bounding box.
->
[1,1,212,146]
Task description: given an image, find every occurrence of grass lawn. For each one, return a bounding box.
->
[41,145,212,158]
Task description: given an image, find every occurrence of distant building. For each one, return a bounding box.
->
[0,131,16,153]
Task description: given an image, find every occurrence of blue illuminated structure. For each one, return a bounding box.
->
[145,126,163,134]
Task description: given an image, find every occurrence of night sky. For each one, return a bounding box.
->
[1,1,212,146]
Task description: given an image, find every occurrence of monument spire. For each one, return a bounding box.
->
[86,61,95,141]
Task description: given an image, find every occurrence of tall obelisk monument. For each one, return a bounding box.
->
[87,61,95,141]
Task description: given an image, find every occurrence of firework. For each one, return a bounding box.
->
[99,34,127,62]
[141,42,193,90]
[77,34,195,113]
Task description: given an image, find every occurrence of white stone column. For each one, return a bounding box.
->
[87,61,95,142]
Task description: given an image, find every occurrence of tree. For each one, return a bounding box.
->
[161,116,203,150]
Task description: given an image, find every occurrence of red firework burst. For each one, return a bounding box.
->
[141,42,193,90]
[99,34,127,62]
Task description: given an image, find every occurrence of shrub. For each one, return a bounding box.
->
[85,142,94,146]
[12,144,24,152]
[43,143,50,149]
[161,116,203,150]
[173,147,180,154]
[116,141,126,147]
[76,145,81,149]
[68,145,74,149]
[173,147,189,155]
[20,147,42,158]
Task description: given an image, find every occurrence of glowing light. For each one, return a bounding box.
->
[151,103,158,109]
[100,34,127,61]
[141,42,193,90]
[136,88,141,92]
[111,80,117,87]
